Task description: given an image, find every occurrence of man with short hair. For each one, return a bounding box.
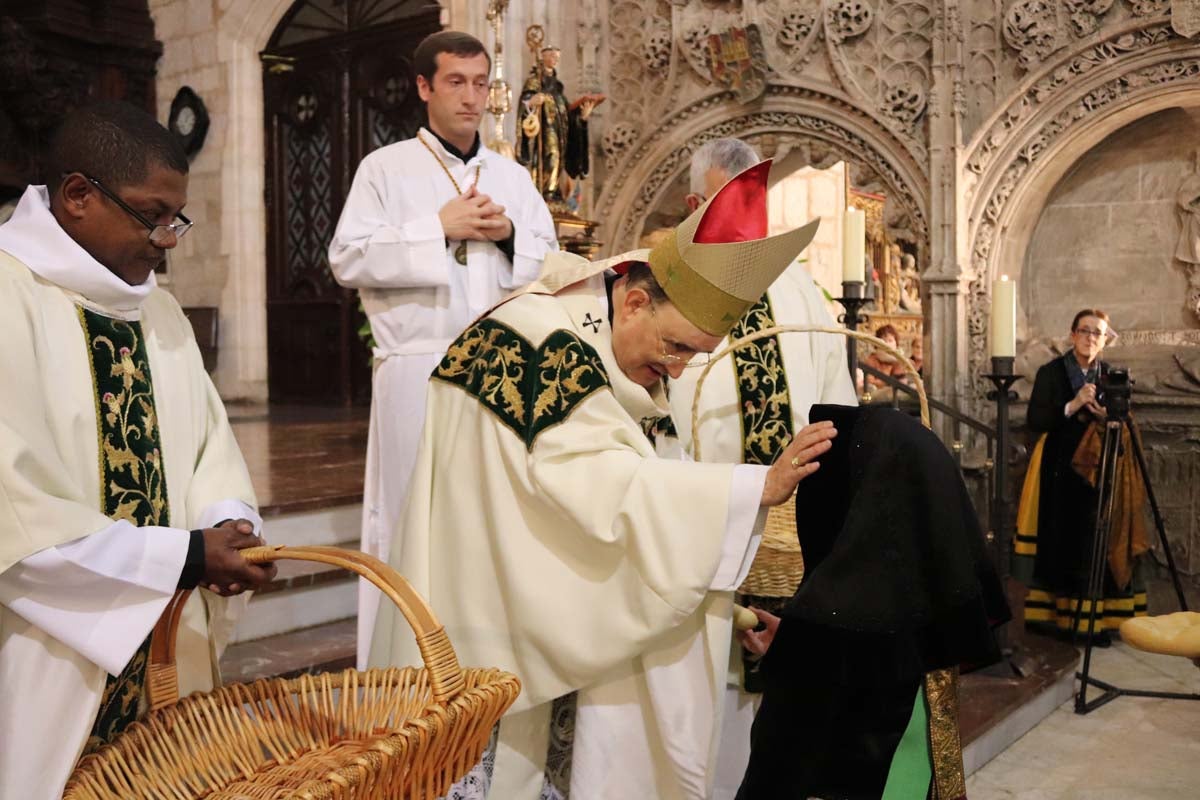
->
[372,161,834,799]
[668,137,856,797]
[0,101,276,798]
[329,31,557,667]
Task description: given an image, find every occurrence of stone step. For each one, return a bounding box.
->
[228,503,362,644]
[960,632,1080,775]
[221,617,356,684]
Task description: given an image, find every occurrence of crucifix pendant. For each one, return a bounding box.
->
[454,241,468,265]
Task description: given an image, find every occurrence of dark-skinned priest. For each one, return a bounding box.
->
[371,162,831,799]
[0,102,276,799]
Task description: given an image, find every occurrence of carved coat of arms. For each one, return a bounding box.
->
[1173,0,1200,39]
[706,24,768,103]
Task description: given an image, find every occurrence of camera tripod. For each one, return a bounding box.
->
[1074,412,1200,714]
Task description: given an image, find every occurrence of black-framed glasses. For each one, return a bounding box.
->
[1075,326,1109,340]
[83,174,193,246]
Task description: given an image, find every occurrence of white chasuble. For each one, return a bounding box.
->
[0,187,258,799]
[371,276,766,799]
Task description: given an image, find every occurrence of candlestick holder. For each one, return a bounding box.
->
[984,355,1022,596]
[836,280,871,381]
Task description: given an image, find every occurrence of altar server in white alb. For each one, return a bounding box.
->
[372,160,834,799]
[329,31,557,667]
[667,139,856,797]
[0,102,276,799]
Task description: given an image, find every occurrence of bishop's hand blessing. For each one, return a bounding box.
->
[760,420,836,507]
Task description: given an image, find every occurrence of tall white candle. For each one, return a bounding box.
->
[842,207,865,284]
[990,275,1016,358]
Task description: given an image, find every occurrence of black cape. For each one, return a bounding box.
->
[737,405,1010,800]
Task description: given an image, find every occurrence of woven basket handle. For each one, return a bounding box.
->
[689,325,929,462]
[147,545,464,711]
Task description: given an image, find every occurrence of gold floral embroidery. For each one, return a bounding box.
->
[434,318,610,450]
[76,307,169,752]
[924,667,967,800]
[729,293,794,465]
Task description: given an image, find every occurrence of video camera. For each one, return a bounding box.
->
[1098,366,1132,419]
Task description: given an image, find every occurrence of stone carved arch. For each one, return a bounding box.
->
[960,19,1200,398]
[595,85,929,258]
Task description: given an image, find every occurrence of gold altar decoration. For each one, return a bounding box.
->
[485,1,514,159]
[848,186,923,363]
[64,546,521,800]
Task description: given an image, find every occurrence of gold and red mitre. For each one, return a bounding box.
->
[534,160,820,337]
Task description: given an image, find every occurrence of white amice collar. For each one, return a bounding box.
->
[0,185,156,314]
[418,126,488,169]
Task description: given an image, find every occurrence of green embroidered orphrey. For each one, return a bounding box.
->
[433,318,611,451]
[77,307,170,753]
[729,293,794,465]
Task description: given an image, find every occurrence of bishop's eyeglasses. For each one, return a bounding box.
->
[83,174,193,246]
[649,302,711,369]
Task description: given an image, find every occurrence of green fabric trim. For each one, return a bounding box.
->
[77,307,169,752]
[729,293,794,466]
[433,318,611,450]
[881,683,932,800]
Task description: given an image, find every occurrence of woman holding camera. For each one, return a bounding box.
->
[1015,309,1148,645]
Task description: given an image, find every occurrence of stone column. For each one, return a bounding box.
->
[925,0,973,443]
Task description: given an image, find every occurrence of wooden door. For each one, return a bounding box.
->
[263,0,439,405]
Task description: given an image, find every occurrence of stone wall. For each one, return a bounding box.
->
[148,0,292,401]
[1008,105,1200,602]
[1021,107,1200,337]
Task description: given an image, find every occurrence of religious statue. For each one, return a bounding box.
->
[1175,156,1200,320]
[898,252,922,313]
[517,31,604,206]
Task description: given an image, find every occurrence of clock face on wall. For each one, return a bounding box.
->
[175,106,196,137]
[168,86,209,157]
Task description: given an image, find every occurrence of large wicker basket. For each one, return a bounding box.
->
[691,325,928,599]
[64,545,521,800]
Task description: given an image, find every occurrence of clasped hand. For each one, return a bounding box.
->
[201,519,277,596]
[439,186,512,243]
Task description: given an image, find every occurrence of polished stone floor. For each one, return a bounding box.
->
[226,402,368,516]
[967,641,1200,799]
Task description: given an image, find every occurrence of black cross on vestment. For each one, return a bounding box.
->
[582,313,602,333]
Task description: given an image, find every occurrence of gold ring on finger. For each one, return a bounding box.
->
[790,456,801,469]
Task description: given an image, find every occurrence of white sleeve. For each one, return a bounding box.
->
[194,499,262,534]
[0,521,189,676]
[502,170,559,289]
[328,157,449,289]
[709,464,770,591]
